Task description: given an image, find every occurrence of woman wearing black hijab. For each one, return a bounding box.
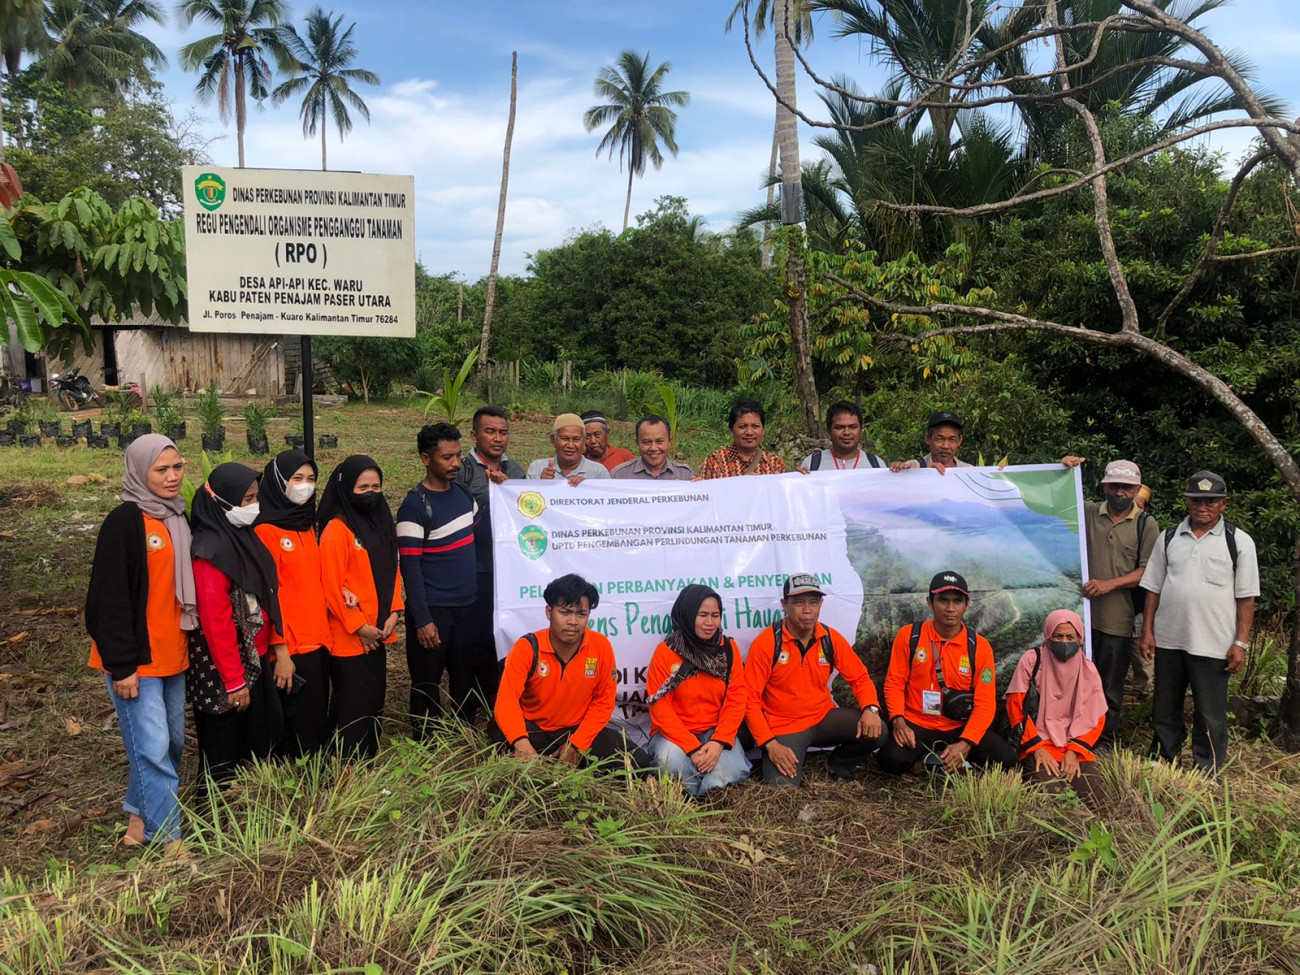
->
[254,450,332,756]
[645,585,750,796]
[189,463,285,794]
[318,455,402,759]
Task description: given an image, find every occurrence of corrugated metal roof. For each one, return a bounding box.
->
[86,305,188,329]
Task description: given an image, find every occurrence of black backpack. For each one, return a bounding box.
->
[808,450,883,471]
[1163,521,1237,570]
[1129,511,1152,615]
[769,619,835,670]
[907,621,980,721]
[1008,648,1043,747]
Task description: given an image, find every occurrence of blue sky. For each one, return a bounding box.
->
[141,0,1300,279]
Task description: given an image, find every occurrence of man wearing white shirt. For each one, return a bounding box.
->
[1139,470,1259,773]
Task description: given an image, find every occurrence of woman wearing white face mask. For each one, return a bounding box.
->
[189,462,285,797]
[254,450,332,757]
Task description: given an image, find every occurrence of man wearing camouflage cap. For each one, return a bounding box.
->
[1139,471,1259,773]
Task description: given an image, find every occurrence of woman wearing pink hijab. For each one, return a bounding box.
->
[1005,609,1107,801]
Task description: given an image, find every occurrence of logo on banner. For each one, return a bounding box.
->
[517,492,546,519]
[194,172,226,211]
[518,525,548,560]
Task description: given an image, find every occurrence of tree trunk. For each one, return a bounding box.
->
[480,52,517,378]
[321,106,327,171]
[622,164,633,232]
[1280,536,1300,749]
[761,108,778,269]
[235,66,246,169]
[775,0,819,435]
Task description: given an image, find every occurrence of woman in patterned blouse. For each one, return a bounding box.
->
[698,398,787,479]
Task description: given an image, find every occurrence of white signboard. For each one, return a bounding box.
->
[182,166,416,337]
[492,465,1089,727]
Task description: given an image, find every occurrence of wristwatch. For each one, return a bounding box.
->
[1232,639,1250,650]
[864,705,881,714]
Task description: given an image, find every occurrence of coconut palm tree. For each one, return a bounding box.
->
[176,0,291,168]
[1,0,49,159]
[583,50,689,232]
[271,7,379,170]
[43,0,166,90]
[724,0,816,267]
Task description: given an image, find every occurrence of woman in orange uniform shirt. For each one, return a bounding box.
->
[317,455,401,759]
[189,463,285,795]
[85,435,195,850]
[645,585,750,795]
[1005,609,1107,802]
[255,450,331,756]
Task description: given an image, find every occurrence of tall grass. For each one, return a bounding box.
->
[0,729,712,974]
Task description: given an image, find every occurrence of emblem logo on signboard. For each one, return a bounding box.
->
[518,526,548,560]
[194,172,226,212]
[517,492,546,519]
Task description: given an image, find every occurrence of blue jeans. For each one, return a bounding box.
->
[105,672,186,842]
[649,729,751,796]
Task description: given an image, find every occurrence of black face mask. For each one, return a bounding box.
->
[1105,491,1134,512]
[1049,641,1083,662]
[352,491,384,511]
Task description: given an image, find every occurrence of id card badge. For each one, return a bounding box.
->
[922,689,943,716]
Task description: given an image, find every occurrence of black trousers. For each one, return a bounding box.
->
[470,571,501,702]
[1091,629,1131,746]
[876,719,1017,773]
[406,603,487,735]
[276,646,331,758]
[194,674,282,798]
[758,708,881,787]
[331,647,386,760]
[489,719,656,777]
[1150,646,1230,772]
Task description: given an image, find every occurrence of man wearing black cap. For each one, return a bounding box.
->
[878,571,1016,773]
[1139,471,1259,773]
[580,410,635,473]
[743,573,884,786]
[889,412,974,474]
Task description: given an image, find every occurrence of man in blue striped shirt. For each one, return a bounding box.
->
[397,422,482,735]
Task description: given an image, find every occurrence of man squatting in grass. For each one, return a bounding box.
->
[878,571,1017,773]
[492,573,655,773]
[743,574,884,786]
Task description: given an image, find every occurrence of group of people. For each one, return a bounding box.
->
[84,397,1259,851]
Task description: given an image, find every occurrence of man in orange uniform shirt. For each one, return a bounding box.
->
[878,571,1017,773]
[493,573,654,773]
[744,573,883,786]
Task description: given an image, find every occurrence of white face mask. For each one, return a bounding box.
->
[224,502,260,528]
[288,482,315,504]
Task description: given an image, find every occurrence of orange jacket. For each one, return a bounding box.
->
[647,640,748,752]
[88,513,188,678]
[744,621,879,745]
[319,519,403,658]
[254,524,332,656]
[494,628,617,751]
[883,621,997,743]
[1006,691,1103,763]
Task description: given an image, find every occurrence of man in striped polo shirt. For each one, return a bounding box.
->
[398,422,483,735]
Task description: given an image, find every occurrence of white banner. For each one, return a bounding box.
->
[182,166,416,337]
[492,465,1088,726]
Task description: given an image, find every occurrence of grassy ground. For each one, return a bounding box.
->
[1,401,1299,973]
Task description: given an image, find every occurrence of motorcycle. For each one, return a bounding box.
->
[49,368,106,411]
